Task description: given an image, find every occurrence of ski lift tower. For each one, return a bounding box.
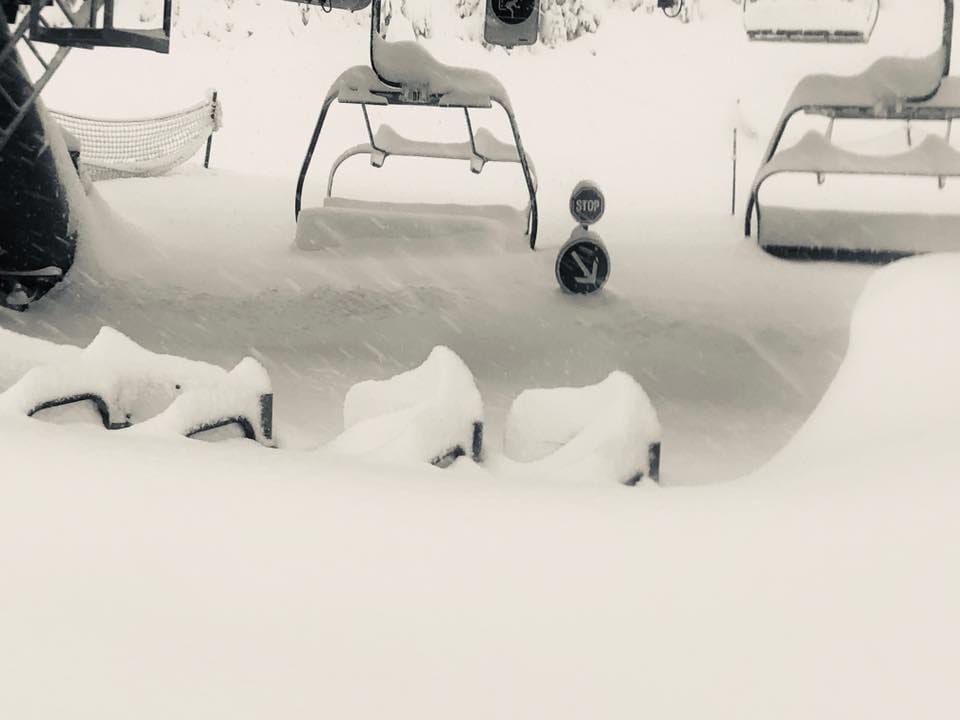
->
[1,1,173,310]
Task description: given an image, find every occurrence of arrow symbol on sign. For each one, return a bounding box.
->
[572,251,598,285]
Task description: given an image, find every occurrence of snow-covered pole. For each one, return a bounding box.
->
[731,100,738,216]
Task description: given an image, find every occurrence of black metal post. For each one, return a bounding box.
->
[203,90,217,169]
[944,0,953,76]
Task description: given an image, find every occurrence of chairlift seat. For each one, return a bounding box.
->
[744,0,879,43]
[745,1,960,260]
[295,198,527,256]
[296,59,538,250]
[748,131,960,259]
[326,124,537,196]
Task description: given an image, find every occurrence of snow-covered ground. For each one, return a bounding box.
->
[2,1,959,716]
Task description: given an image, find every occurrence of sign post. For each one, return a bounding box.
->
[556,181,611,295]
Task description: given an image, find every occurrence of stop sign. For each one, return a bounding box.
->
[570,180,605,226]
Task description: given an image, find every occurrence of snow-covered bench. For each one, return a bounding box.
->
[503,371,662,485]
[326,346,483,467]
[0,327,274,445]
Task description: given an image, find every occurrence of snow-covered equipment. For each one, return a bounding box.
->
[25,0,174,53]
[49,91,222,182]
[485,0,540,47]
[504,371,662,485]
[2,13,75,311]
[745,0,960,260]
[743,0,879,43]
[326,346,484,467]
[294,0,539,251]
[1,1,175,310]
[0,327,275,446]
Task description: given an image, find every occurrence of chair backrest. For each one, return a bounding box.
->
[743,0,880,43]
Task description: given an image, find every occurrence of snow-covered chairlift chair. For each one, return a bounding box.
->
[745,0,960,260]
[0,328,275,446]
[293,0,539,252]
[743,0,879,43]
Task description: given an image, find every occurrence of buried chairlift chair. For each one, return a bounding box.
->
[293,0,539,253]
[743,0,880,43]
[745,0,960,261]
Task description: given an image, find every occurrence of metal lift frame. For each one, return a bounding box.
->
[294,0,539,249]
[745,0,956,256]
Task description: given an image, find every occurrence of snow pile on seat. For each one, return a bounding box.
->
[744,0,879,36]
[295,198,522,255]
[327,346,483,466]
[786,49,947,113]
[331,65,395,106]
[0,327,273,445]
[371,35,511,109]
[766,252,960,470]
[130,357,273,444]
[503,371,661,485]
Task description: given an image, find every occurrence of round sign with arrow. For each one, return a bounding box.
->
[555,230,610,295]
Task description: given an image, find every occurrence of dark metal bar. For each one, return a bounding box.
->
[103,0,113,29]
[361,102,375,144]
[945,0,954,76]
[295,93,337,219]
[203,89,217,168]
[0,7,32,69]
[464,107,478,155]
[0,81,17,109]
[0,44,70,154]
[369,0,398,89]
[492,98,538,249]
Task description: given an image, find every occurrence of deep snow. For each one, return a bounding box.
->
[2,1,959,717]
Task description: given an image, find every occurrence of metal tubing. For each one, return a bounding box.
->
[295,93,337,219]
[493,97,538,248]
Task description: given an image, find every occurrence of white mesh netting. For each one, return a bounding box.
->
[50,93,222,182]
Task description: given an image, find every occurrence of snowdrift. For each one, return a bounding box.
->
[761,251,960,475]
[503,370,662,485]
[327,345,483,466]
[0,327,274,445]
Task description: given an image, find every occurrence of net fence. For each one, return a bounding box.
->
[50,93,222,182]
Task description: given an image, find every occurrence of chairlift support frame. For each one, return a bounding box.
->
[27,0,173,53]
[745,0,958,259]
[294,0,539,249]
[1,0,173,153]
